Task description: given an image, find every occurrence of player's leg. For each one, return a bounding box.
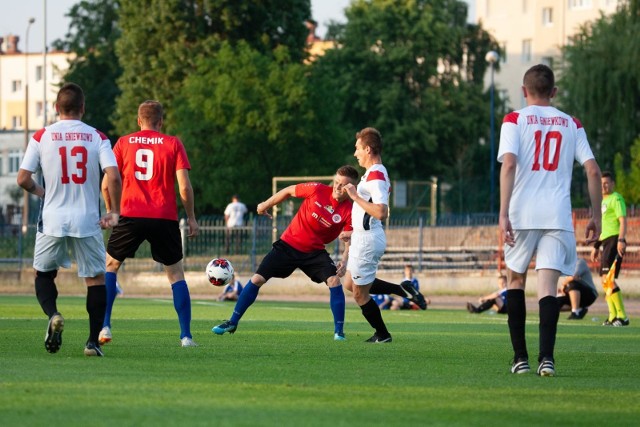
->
[213,241,294,334]
[610,256,629,325]
[102,217,144,343]
[503,230,538,374]
[369,278,427,309]
[74,234,109,357]
[33,232,68,354]
[349,231,391,342]
[302,250,346,340]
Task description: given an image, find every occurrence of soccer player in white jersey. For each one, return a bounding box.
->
[17,83,122,357]
[498,64,602,376]
[342,127,395,343]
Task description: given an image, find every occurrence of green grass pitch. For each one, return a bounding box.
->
[1,295,639,426]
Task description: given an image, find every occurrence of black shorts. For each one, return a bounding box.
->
[256,240,337,284]
[562,281,598,308]
[106,216,183,266]
[600,236,623,277]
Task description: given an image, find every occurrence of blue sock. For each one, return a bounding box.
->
[171,280,192,339]
[103,272,117,328]
[229,281,260,325]
[329,285,345,334]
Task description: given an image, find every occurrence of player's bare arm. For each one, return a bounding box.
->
[498,153,516,247]
[257,185,297,218]
[343,183,388,220]
[584,158,602,245]
[176,169,199,237]
[100,166,122,229]
[17,169,45,198]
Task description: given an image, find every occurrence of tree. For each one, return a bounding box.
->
[173,41,345,212]
[559,0,640,172]
[310,0,499,213]
[52,0,122,141]
[114,0,311,135]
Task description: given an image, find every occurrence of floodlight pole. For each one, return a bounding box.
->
[485,50,500,215]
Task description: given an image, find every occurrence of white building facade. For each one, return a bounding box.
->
[476,0,622,109]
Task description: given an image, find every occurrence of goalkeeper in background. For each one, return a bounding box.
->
[591,172,630,326]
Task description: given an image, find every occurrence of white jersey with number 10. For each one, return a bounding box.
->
[497,105,595,231]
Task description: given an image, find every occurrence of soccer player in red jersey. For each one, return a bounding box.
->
[99,100,199,347]
[17,82,122,357]
[212,165,359,340]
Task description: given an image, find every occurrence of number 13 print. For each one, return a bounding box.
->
[59,146,88,184]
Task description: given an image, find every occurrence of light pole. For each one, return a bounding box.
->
[485,50,500,215]
[22,17,36,235]
[43,0,48,126]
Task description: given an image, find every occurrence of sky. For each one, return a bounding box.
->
[0,0,474,53]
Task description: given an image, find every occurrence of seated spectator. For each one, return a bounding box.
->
[557,258,598,320]
[391,264,430,310]
[467,275,507,314]
[217,275,244,302]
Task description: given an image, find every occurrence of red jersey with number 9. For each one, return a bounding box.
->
[113,129,191,220]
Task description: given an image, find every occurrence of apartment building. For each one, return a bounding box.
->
[476,0,621,109]
[0,34,71,219]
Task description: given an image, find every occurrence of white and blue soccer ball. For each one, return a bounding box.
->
[206,258,234,287]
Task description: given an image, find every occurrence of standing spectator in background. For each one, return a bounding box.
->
[591,172,629,326]
[17,82,122,357]
[557,258,597,320]
[467,275,508,314]
[99,100,199,348]
[225,195,248,254]
[498,64,602,376]
[218,274,244,302]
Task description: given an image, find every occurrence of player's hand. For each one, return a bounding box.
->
[499,214,515,247]
[99,212,119,229]
[590,246,600,263]
[585,218,600,245]
[339,231,352,243]
[188,218,199,238]
[343,183,358,200]
[336,261,346,277]
[257,202,273,219]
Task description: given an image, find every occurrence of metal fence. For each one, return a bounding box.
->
[2,211,638,275]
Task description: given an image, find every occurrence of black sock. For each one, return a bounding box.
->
[360,298,390,338]
[35,270,59,318]
[538,295,559,362]
[506,289,528,360]
[369,278,402,297]
[477,299,495,312]
[86,285,107,344]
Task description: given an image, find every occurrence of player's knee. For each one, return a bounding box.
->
[36,270,58,279]
[326,276,341,288]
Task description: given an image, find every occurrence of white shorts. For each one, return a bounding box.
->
[347,229,386,285]
[504,229,577,276]
[33,232,107,278]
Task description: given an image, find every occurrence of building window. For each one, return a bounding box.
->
[543,8,553,26]
[12,80,22,92]
[36,102,44,117]
[541,56,554,69]
[501,42,507,63]
[12,116,22,129]
[35,65,43,81]
[568,0,592,10]
[522,39,532,63]
[523,0,527,13]
[9,150,22,174]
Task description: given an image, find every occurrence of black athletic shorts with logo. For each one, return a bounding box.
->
[107,216,183,266]
[256,239,337,283]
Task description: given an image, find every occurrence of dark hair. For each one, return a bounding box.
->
[356,127,382,155]
[523,64,555,98]
[336,165,359,183]
[56,83,84,116]
[602,171,615,181]
[138,100,164,127]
